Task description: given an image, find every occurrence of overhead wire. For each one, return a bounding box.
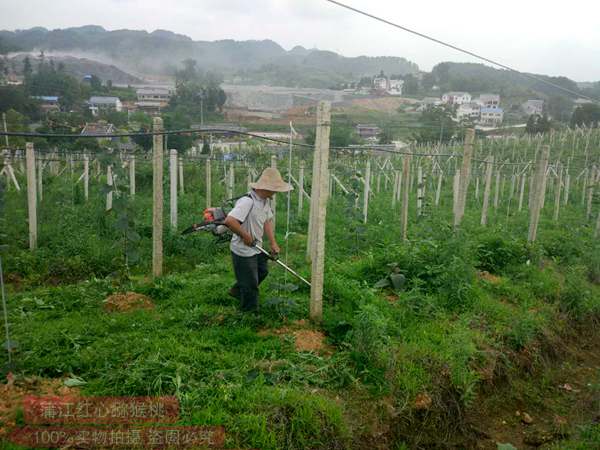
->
[324,0,598,103]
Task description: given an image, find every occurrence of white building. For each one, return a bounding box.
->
[442,92,472,105]
[479,107,504,126]
[477,94,500,109]
[373,76,388,91]
[373,76,404,96]
[522,99,544,116]
[136,87,172,103]
[457,102,481,121]
[88,96,122,115]
[388,79,404,96]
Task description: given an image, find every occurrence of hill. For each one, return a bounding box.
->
[0,26,418,88]
[6,53,142,85]
[428,62,597,101]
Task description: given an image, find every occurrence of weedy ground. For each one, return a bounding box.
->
[0,166,599,449]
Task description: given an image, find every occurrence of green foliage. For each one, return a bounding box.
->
[304,122,359,148]
[413,106,464,144]
[475,233,528,273]
[571,103,600,128]
[170,59,226,117]
[526,114,552,135]
[27,61,86,110]
[350,303,390,371]
[0,86,40,118]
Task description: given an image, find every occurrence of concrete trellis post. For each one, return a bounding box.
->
[178,159,184,194]
[363,159,371,224]
[25,143,37,250]
[553,165,563,222]
[528,145,550,243]
[310,101,331,323]
[36,157,43,201]
[452,172,460,211]
[396,171,402,202]
[83,155,89,201]
[509,174,516,202]
[586,165,597,220]
[454,129,474,228]
[227,161,235,200]
[392,170,399,207]
[205,158,212,209]
[129,155,135,197]
[307,143,322,260]
[493,169,501,209]
[169,149,178,230]
[270,155,277,228]
[417,165,424,217]
[106,165,113,211]
[435,172,443,207]
[152,117,164,278]
[480,155,494,226]
[518,174,527,212]
[401,155,411,240]
[298,161,305,212]
[581,168,588,207]
[563,172,570,205]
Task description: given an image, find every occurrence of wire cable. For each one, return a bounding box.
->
[324,0,598,103]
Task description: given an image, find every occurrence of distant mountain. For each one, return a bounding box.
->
[7,53,142,85]
[0,26,419,88]
[429,62,590,100]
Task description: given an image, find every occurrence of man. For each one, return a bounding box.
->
[224,167,293,312]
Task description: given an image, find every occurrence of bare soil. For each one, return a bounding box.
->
[259,319,333,354]
[103,292,154,313]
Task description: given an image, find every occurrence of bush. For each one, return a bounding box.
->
[475,234,528,273]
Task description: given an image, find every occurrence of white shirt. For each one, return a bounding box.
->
[228,190,274,257]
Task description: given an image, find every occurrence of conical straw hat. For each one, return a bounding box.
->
[250,167,293,192]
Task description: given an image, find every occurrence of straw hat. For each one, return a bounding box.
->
[250,167,293,192]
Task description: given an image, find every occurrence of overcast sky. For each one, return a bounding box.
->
[2,0,600,81]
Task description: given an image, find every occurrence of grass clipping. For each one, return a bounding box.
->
[103,292,154,313]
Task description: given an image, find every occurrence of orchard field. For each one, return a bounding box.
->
[1,124,600,449]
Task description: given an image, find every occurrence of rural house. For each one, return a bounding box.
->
[88,96,122,115]
[456,102,481,121]
[479,107,504,126]
[356,124,382,139]
[477,94,500,109]
[441,91,472,105]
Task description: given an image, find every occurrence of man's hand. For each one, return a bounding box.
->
[270,242,280,256]
[242,232,254,246]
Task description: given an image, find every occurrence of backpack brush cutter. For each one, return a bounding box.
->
[182,206,311,288]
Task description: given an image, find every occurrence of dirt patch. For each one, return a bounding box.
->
[103,292,154,313]
[293,329,327,352]
[477,271,502,284]
[259,320,333,354]
[0,374,80,440]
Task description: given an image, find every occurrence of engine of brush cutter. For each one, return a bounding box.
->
[182,207,231,236]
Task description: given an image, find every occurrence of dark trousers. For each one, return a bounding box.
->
[231,252,269,311]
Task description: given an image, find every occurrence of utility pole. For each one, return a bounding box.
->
[2,113,8,148]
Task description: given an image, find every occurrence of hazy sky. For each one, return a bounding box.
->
[2,0,600,81]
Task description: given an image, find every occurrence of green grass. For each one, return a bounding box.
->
[1,150,600,448]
